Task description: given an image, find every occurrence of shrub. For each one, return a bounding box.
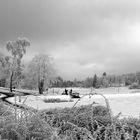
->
[129,83,140,89]
[40,105,140,140]
[43,98,73,103]
[1,100,140,139]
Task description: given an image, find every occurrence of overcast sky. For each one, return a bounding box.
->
[0,0,140,80]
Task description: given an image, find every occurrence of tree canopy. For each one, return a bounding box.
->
[23,54,55,94]
[6,38,30,91]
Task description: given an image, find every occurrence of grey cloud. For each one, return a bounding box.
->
[0,0,140,43]
[0,0,140,79]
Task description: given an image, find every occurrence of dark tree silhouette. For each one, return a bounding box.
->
[93,74,98,88]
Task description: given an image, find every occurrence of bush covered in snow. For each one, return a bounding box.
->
[0,101,140,140]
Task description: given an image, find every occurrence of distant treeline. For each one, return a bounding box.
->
[0,37,140,90]
[51,72,140,88]
[1,38,140,92]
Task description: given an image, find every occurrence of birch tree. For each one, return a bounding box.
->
[6,37,30,92]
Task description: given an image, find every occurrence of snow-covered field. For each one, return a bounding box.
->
[6,87,140,118]
[46,87,138,95]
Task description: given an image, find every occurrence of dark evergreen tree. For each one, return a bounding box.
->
[93,74,98,88]
[103,72,107,77]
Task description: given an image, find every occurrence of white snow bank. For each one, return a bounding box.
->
[0,94,6,98]
[84,92,140,99]
[5,93,140,118]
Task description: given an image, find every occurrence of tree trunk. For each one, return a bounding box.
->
[38,79,44,94]
[10,71,13,92]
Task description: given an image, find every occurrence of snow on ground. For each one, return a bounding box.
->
[6,91,140,118]
[0,94,6,98]
[7,95,74,110]
[47,87,139,95]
